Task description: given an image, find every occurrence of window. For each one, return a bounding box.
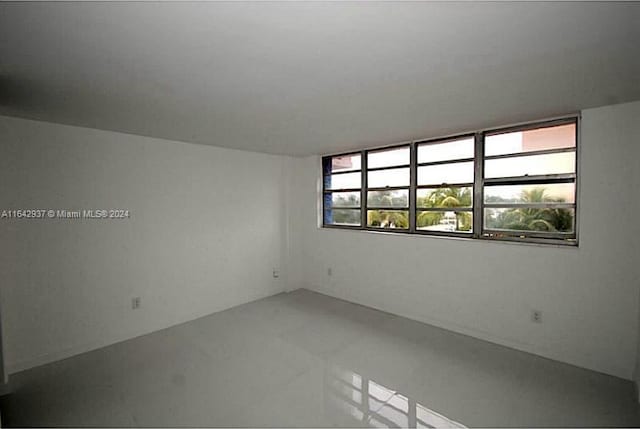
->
[416,136,474,234]
[323,153,362,226]
[366,146,410,230]
[322,117,578,245]
[482,121,577,241]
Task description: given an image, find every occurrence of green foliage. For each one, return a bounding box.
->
[367,191,408,208]
[416,210,442,228]
[417,187,472,231]
[368,209,409,229]
[330,186,572,233]
[331,209,360,225]
[486,187,573,232]
[329,193,361,225]
[366,190,409,229]
[417,187,472,209]
[334,193,359,207]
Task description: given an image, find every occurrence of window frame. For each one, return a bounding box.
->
[365,143,411,231]
[322,151,363,229]
[414,133,476,238]
[321,116,579,246]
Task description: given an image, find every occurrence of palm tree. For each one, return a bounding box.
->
[368,210,408,228]
[417,187,472,231]
[416,210,443,228]
[488,187,572,232]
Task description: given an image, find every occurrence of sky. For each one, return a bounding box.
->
[329,125,576,202]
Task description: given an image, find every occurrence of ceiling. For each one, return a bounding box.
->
[1,2,638,156]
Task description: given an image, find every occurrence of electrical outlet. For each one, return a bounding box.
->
[531,310,542,323]
[272,269,279,278]
[327,267,332,276]
[132,297,141,310]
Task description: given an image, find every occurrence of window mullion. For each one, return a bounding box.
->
[409,142,417,233]
[473,132,484,238]
[360,150,367,229]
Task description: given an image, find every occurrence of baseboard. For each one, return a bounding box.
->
[7,288,287,375]
[7,331,138,375]
[304,286,631,380]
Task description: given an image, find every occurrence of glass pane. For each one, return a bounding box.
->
[367,210,409,229]
[368,168,410,188]
[418,162,474,185]
[327,191,361,208]
[325,209,361,226]
[417,187,472,208]
[325,171,361,190]
[368,146,410,169]
[484,183,575,204]
[485,152,575,178]
[417,210,473,233]
[484,207,574,232]
[418,137,474,164]
[367,190,408,208]
[325,154,361,173]
[485,123,575,156]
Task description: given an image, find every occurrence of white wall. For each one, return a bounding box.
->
[2,101,639,381]
[0,115,291,374]
[290,101,640,380]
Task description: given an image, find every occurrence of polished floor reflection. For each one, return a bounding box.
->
[325,365,465,428]
[1,289,639,427]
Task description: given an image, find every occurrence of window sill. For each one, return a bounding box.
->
[320,225,578,249]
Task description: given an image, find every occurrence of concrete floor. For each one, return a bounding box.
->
[1,288,639,427]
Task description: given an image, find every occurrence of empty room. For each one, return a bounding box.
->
[1,1,640,427]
